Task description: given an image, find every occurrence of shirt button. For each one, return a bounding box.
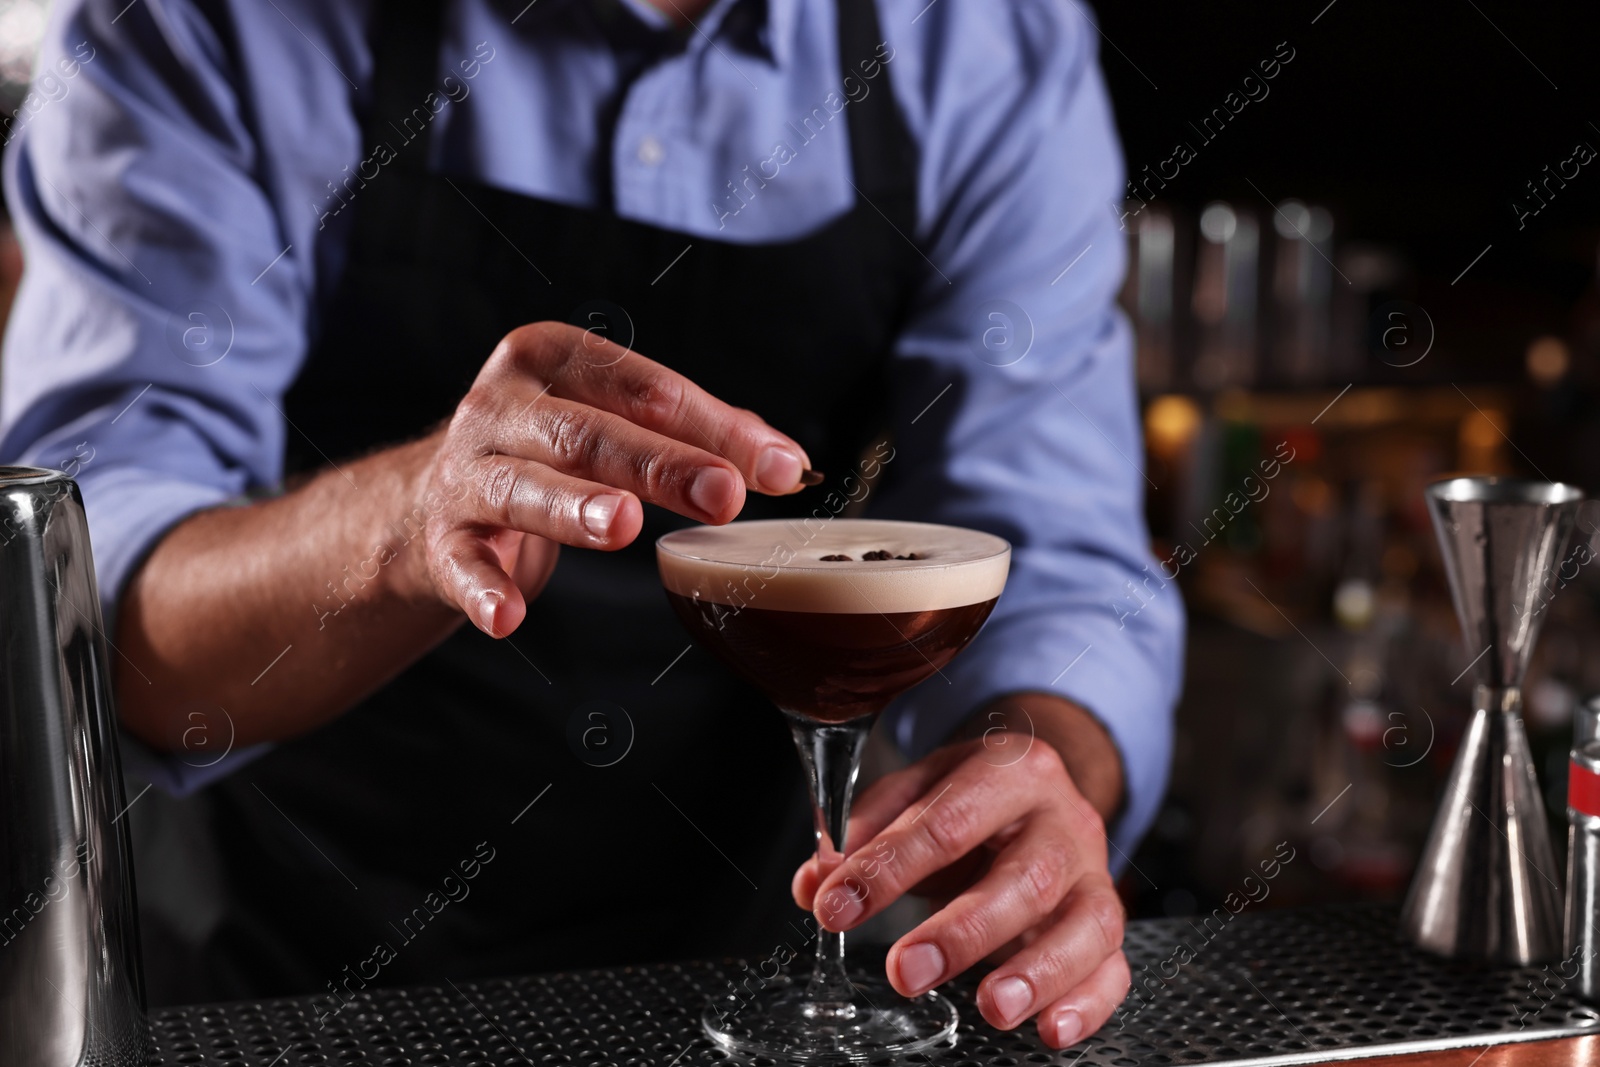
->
[637,136,665,166]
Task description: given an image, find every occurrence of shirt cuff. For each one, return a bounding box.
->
[886,606,1181,871]
[74,466,234,644]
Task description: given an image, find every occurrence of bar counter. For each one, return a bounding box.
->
[142,905,1600,1066]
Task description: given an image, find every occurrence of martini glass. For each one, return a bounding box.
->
[657,518,1011,1062]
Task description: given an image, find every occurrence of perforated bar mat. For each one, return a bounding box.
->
[145,906,1600,1066]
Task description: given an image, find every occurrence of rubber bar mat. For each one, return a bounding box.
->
[145,905,1600,1066]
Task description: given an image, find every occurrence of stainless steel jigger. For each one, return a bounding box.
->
[1401,476,1583,964]
[0,468,149,1065]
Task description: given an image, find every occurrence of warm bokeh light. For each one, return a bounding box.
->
[1144,393,1203,459]
[1459,408,1508,471]
[1292,475,1333,516]
[1526,335,1570,387]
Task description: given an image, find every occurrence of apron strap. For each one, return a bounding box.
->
[837,0,917,214]
[365,0,446,178]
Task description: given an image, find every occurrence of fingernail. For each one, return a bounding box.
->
[991,975,1034,1028]
[690,466,739,517]
[475,590,503,636]
[896,942,946,995]
[1052,1006,1084,1047]
[756,446,803,493]
[583,493,624,538]
[818,885,864,930]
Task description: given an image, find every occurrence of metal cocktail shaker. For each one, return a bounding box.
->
[0,467,148,1065]
[1578,696,1600,750]
[1566,741,1600,999]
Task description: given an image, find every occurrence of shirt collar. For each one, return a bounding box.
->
[522,0,800,68]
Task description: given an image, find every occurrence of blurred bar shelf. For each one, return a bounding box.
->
[1146,384,1516,430]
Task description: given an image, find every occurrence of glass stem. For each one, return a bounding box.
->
[789,714,875,1010]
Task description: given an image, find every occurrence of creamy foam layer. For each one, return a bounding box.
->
[658,519,1010,613]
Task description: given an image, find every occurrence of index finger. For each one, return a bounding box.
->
[811,749,1046,934]
[497,323,815,496]
[845,742,978,850]
[793,742,975,907]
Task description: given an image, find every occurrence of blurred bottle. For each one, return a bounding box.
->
[1311,483,1425,897]
[1122,204,1181,393]
[1270,201,1334,387]
[1191,202,1259,391]
[1143,393,1204,544]
[1338,243,1408,384]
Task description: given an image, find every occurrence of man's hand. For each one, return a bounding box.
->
[118,321,812,748]
[791,695,1130,1048]
[400,321,814,637]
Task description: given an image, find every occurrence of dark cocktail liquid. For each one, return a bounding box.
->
[665,593,999,723]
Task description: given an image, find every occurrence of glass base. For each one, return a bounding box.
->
[703,975,959,1063]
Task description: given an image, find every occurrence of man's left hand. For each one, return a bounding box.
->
[791,696,1130,1049]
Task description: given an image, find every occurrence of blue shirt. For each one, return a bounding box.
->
[0,0,1184,857]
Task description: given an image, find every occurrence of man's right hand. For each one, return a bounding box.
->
[117,321,812,749]
[402,321,814,638]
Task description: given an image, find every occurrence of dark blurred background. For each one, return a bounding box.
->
[1089,0,1600,918]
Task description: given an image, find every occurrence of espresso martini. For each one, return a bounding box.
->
[659,520,1007,723]
[657,518,1011,1062]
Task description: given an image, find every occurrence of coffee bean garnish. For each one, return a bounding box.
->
[895,553,922,560]
[799,469,825,487]
[820,554,852,561]
[862,550,892,561]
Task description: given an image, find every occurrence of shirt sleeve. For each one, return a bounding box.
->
[0,0,317,790]
[875,0,1185,861]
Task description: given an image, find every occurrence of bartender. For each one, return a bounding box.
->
[0,0,1182,1048]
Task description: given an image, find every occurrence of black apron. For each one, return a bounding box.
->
[137,0,925,1004]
